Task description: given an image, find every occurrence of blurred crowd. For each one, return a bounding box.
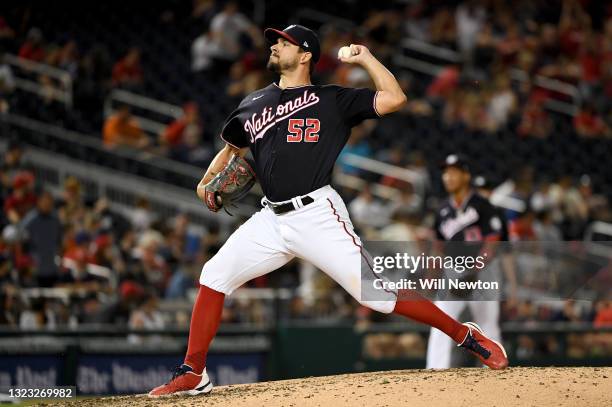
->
[1,0,612,360]
[343,162,611,241]
[1,139,611,345]
[0,0,610,157]
[190,0,612,139]
[397,0,612,139]
[0,141,221,333]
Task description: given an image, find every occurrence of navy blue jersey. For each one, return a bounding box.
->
[220,83,379,201]
[435,192,503,242]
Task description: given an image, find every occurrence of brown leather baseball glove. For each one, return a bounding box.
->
[203,155,256,213]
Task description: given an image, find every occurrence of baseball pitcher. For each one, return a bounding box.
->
[149,25,507,397]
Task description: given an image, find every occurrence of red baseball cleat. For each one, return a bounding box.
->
[148,364,213,397]
[458,322,508,370]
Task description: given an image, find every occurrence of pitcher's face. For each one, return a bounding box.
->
[267,38,301,74]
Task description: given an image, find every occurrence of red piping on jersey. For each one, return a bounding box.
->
[326,198,398,300]
[373,91,381,117]
[220,132,242,150]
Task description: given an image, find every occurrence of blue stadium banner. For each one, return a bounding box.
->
[77,353,264,395]
[0,355,64,390]
[0,353,264,395]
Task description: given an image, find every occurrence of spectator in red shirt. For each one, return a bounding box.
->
[574,104,610,138]
[594,300,612,328]
[579,32,607,109]
[18,28,45,62]
[4,171,37,223]
[558,0,590,59]
[112,47,143,89]
[580,33,602,85]
[160,102,202,149]
[497,22,523,65]
[160,102,211,165]
[63,230,97,272]
[509,210,537,241]
[518,99,553,138]
[426,65,460,100]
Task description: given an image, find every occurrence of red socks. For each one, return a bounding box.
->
[183,284,225,374]
[392,289,468,343]
[183,286,467,374]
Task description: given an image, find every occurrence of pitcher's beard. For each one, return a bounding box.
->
[266,59,281,73]
[267,57,297,74]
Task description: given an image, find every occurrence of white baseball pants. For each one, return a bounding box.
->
[199,185,398,314]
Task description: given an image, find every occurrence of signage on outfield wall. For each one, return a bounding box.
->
[77,354,264,395]
[0,353,264,395]
[0,356,63,389]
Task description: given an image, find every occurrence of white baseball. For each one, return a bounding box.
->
[337,46,353,59]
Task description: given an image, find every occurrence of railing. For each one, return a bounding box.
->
[104,89,183,134]
[584,221,612,258]
[585,221,612,240]
[334,173,406,200]
[61,258,115,285]
[338,153,426,198]
[393,54,443,76]
[359,321,612,335]
[3,54,73,107]
[0,324,272,337]
[292,8,356,31]
[401,38,461,63]
[1,321,609,337]
[20,284,115,306]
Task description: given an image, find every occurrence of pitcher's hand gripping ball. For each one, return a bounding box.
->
[204,155,256,213]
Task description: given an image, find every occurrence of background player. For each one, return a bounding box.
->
[149,25,507,397]
[474,175,519,304]
[426,154,506,369]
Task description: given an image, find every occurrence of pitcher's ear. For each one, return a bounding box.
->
[300,51,312,65]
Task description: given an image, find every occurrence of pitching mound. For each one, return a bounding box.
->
[55,367,610,407]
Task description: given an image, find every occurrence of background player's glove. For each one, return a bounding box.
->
[203,155,256,213]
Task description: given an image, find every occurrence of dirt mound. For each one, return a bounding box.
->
[53,367,610,407]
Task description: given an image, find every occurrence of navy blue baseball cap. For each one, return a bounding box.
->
[441,154,471,173]
[264,24,320,63]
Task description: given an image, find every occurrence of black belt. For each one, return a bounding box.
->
[267,196,314,215]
